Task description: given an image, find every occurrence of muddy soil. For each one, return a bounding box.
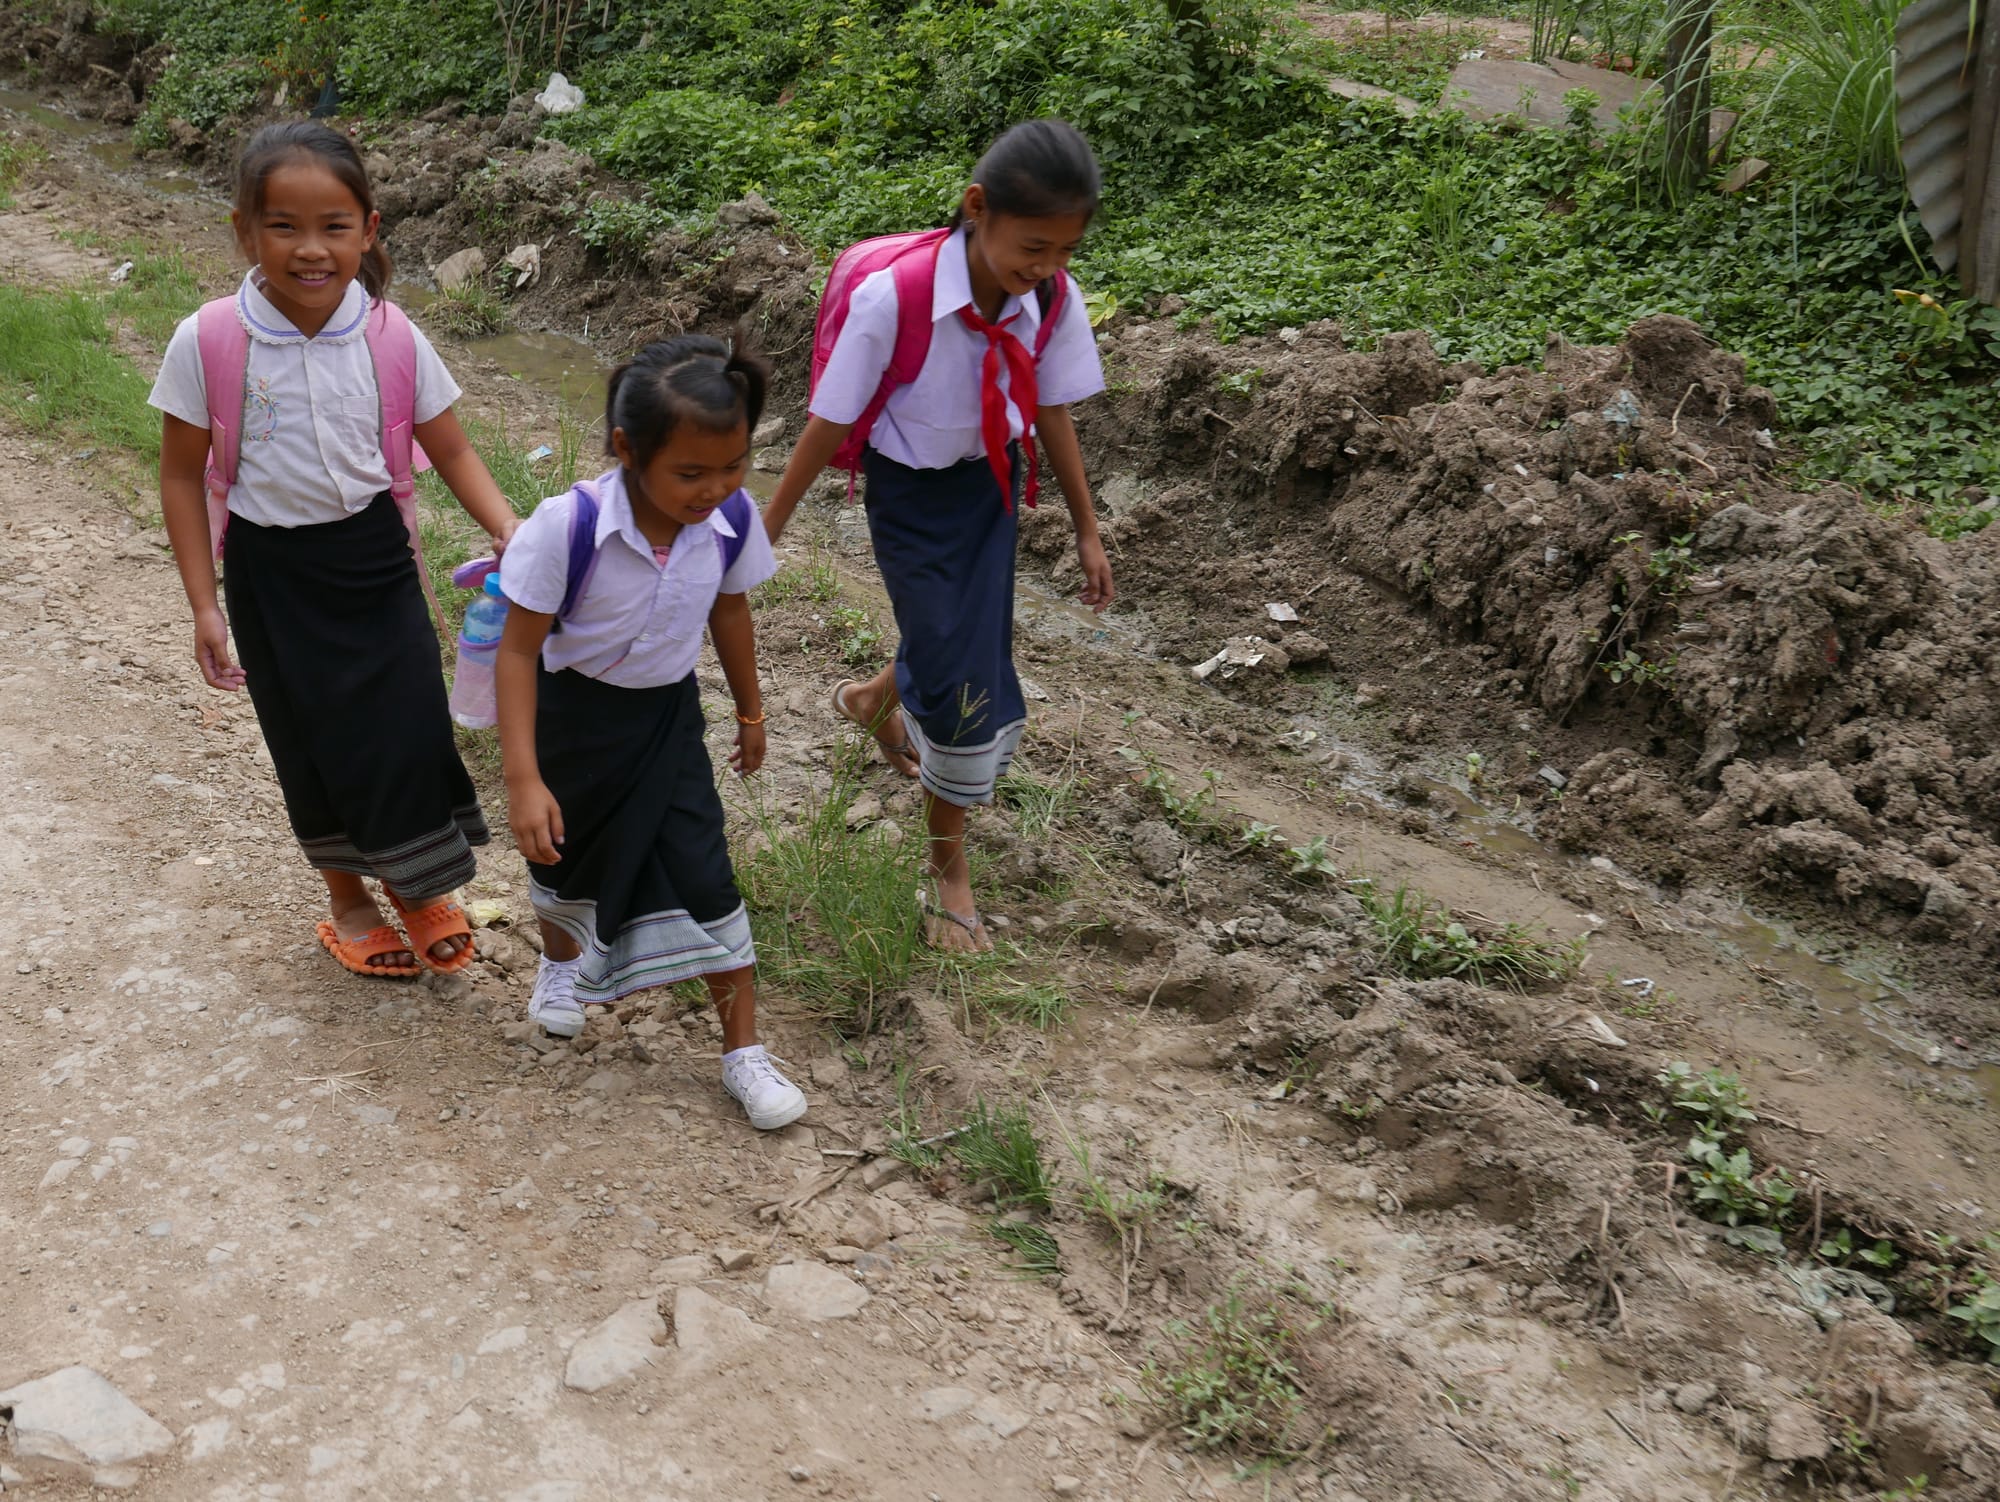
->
[3,76,2000,1502]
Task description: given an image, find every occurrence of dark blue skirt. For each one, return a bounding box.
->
[862,447,1026,806]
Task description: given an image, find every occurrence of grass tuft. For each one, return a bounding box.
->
[1357,880,1583,987]
[951,1099,1056,1213]
[989,1219,1062,1279]
[422,277,511,339]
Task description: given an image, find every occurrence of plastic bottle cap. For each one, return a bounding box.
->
[483,575,504,597]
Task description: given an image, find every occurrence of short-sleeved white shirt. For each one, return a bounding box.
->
[148,272,462,529]
[499,466,778,690]
[808,226,1106,471]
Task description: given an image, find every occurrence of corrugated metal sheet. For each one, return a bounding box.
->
[1897,0,1977,273]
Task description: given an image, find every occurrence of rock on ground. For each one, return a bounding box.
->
[672,1287,767,1367]
[0,1366,173,1483]
[763,1262,870,1320]
[562,1300,665,1393]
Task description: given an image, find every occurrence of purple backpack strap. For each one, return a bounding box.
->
[717,489,753,582]
[556,478,603,625]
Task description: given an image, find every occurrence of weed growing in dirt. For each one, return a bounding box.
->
[0,135,45,210]
[423,277,511,339]
[885,1062,946,1171]
[1949,1279,2000,1363]
[737,766,924,1032]
[830,604,884,667]
[1655,1062,1798,1227]
[754,543,840,607]
[0,286,157,460]
[1118,747,1225,840]
[989,1219,1062,1279]
[951,1100,1055,1213]
[1139,1272,1333,1457]
[1358,881,1583,986]
[1881,1479,1930,1501]
[1287,836,1340,881]
[997,764,1084,842]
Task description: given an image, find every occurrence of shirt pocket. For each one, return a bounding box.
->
[327,394,383,465]
[649,547,720,643]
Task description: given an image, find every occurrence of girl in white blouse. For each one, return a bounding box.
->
[765,120,1115,956]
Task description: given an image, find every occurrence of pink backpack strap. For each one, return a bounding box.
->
[363,299,449,638]
[818,228,952,483]
[195,296,250,560]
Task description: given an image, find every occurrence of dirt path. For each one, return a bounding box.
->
[5,97,2000,1502]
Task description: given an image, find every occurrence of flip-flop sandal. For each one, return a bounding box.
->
[315,920,422,980]
[387,893,478,975]
[918,888,991,954]
[832,679,920,778]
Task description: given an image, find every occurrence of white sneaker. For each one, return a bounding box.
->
[528,955,586,1039]
[722,1044,808,1131]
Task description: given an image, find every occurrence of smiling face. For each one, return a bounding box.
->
[232,159,379,336]
[960,185,1092,310]
[615,418,751,533]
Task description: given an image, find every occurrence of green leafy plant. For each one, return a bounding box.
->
[1139,1273,1333,1456]
[1287,835,1340,880]
[1948,1278,2000,1363]
[831,604,884,666]
[1657,1061,1757,1135]
[1685,1133,1796,1226]
[422,276,511,339]
[1239,820,1282,850]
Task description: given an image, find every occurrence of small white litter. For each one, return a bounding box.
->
[1620,977,1656,998]
[1581,1013,1628,1048]
[1019,677,1050,703]
[1265,602,1299,624]
[1192,637,1273,682]
[108,260,134,284]
[535,72,585,114]
[526,444,555,463]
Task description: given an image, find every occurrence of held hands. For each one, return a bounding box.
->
[509,778,566,865]
[1076,533,1116,613]
[489,514,521,560]
[730,719,767,777]
[194,607,247,691]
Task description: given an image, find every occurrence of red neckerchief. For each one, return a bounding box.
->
[956,300,1040,511]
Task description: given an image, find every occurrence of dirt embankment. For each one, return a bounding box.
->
[1059,314,2000,1013]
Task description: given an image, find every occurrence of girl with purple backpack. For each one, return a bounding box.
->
[152,123,517,982]
[492,337,807,1132]
[765,120,1114,955]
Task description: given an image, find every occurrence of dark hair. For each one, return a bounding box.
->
[234,122,393,300]
[604,333,769,469]
[950,119,1102,230]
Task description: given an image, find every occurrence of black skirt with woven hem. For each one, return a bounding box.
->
[525,666,753,1005]
[223,492,488,902]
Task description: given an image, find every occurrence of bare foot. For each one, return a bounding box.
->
[833,678,920,779]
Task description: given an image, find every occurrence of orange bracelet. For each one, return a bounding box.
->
[735,709,766,727]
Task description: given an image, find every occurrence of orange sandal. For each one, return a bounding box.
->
[388,893,478,975]
[315,920,422,979]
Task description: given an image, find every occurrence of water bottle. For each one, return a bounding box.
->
[450,575,509,729]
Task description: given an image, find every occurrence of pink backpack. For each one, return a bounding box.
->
[196,294,447,635]
[809,227,1068,496]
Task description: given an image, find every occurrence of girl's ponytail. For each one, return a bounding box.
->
[605,329,772,468]
[951,119,1102,229]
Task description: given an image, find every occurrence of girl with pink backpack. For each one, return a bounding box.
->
[151,123,519,982]
[765,120,1115,955]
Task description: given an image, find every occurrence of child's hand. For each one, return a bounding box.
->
[730,720,767,777]
[509,779,565,865]
[1077,534,1116,613]
[193,606,247,691]
[489,515,521,559]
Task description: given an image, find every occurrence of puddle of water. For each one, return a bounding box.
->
[0,88,100,137]
[1,90,203,196]
[1714,910,2000,1110]
[397,289,607,414]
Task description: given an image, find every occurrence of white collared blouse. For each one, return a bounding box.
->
[498,466,778,690]
[808,226,1106,471]
[149,272,462,529]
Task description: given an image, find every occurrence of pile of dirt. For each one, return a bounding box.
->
[354,102,822,400]
[1057,313,2000,1002]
